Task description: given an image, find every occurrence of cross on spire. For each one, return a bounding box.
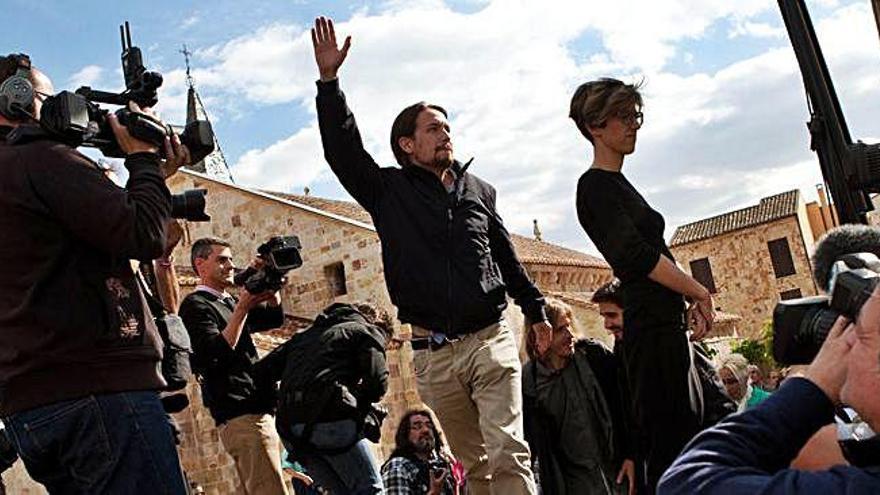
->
[180,44,194,88]
[178,44,234,183]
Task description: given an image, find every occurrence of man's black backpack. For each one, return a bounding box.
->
[258,303,388,454]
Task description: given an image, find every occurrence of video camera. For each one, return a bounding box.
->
[773,252,879,365]
[234,236,303,294]
[36,22,215,164]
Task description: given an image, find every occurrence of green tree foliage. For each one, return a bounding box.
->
[730,320,777,371]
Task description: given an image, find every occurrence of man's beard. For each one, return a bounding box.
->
[414,433,436,454]
[432,149,453,169]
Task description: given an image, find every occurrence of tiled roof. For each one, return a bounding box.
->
[266,191,609,269]
[511,234,608,268]
[670,190,800,247]
[270,192,374,225]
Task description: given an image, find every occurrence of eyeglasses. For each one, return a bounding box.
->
[410,420,432,431]
[615,110,644,128]
[721,377,739,386]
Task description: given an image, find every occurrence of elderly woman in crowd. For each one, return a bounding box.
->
[717,354,771,412]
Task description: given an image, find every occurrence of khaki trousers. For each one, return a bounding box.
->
[218,413,289,495]
[413,320,536,495]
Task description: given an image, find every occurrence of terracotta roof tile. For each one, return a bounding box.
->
[265,191,608,269]
[670,190,800,247]
[510,234,608,269]
[270,192,374,225]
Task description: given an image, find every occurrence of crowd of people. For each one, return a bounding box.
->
[0,13,879,495]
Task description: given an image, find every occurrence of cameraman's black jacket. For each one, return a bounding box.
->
[255,303,388,431]
[0,126,169,415]
[317,80,546,336]
[178,290,284,425]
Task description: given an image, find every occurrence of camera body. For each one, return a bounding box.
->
[234,236,303,294]
[39,90,215,163]
[773,252,880,365]
[427,456,448,477]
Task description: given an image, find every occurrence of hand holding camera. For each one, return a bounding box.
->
[236,288,279,313]
[160,132,192,179]
[107,101,162,155]
[234,236,302,294]
[428,457,450,495]
[803,316,854,403]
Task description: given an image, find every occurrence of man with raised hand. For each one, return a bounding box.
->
[310,16,551,495]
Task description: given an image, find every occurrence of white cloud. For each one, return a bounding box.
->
[67,65,104,89]
[180,12,200,29]
[232,123,326,190]
[728,21,785,39]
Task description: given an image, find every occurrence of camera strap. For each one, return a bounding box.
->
[135,267,168,318]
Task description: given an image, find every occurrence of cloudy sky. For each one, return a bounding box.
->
[9,0,879,255]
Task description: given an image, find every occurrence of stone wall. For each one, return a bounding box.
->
[671,213,817,339]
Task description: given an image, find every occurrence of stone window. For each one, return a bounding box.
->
[768,238,796,278]
[324,262,347,297]
[689,257,717,294]
[780,288,802,300]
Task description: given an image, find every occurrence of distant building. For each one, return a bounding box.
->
[669,189,835,339]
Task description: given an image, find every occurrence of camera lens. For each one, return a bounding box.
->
[170,189,210,222]
[773,296,837,365]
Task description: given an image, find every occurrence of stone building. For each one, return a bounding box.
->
[669,190,828,339]
[159,168,613,493]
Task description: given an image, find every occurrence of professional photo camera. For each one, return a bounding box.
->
[234,235,303,294]
[171,188,210,222]
[27,22,215,164]
[773,252,879,365]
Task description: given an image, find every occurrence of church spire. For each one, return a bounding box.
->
[180,44,234,183]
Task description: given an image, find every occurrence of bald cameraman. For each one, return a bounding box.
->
[658,283,880,493]
[0,54,189,493]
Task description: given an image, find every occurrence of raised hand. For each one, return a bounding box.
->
[311,16,351,82]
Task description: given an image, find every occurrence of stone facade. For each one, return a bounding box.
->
[671,193,818,339]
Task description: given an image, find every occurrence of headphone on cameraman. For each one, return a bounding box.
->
[0,53,35,120]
